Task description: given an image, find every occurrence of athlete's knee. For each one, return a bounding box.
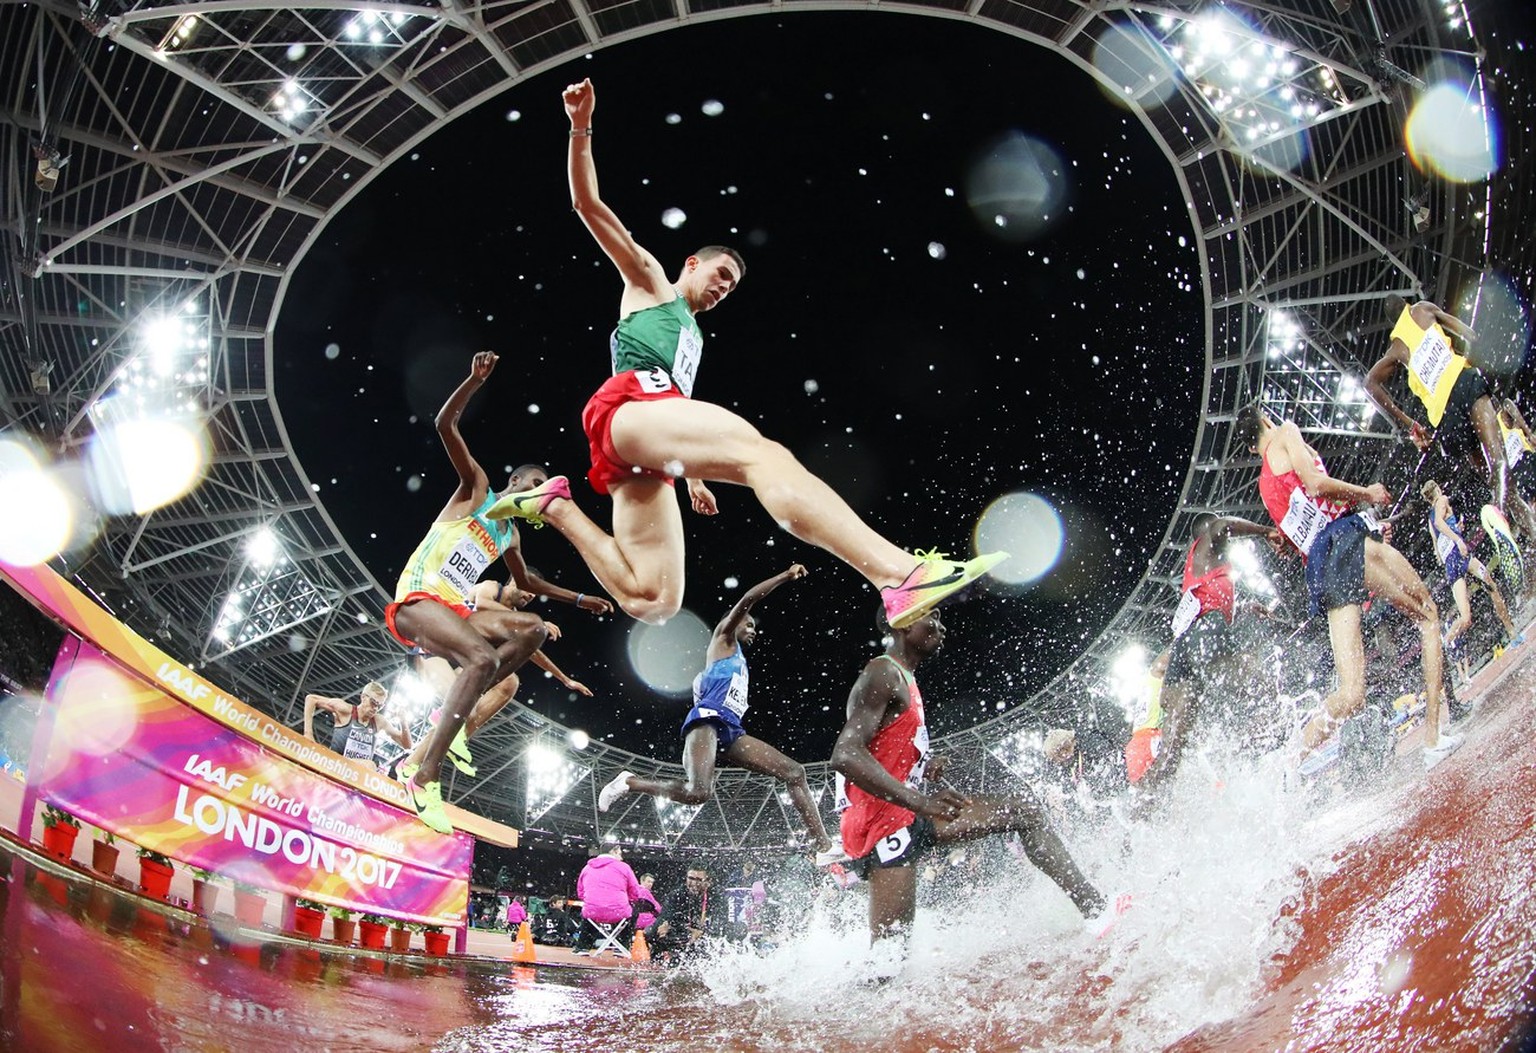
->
[1004,791,1048,829]
[778,759,807,787]
[620,590,683,625]
[677,784,712,806]
[453,648,498,698]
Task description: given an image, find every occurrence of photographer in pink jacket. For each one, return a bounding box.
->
[574,845,642,953]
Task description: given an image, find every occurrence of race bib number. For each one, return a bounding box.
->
[722,670,749,717]
[1505,429,1526,468]
[341,726,376,761]
[671,328,701,397]
[1170,589,1201,638]
[438,537,491,600]
[1280,487,1332,556]
[1408,328,1453,395]
[875,827,912,864]
[905,724,931,789]
[635,367,674,395]
[832,772,851,813]
[1356,508,1381,534]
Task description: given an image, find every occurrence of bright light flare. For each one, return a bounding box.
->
[0,440,72,566]
[1109,642,1149,717]
[965,132,1071,243]
[1405,81,1499,183]
[974,491,1064,586]
[1454,271,1530,376]
[36,658,142,783]
[88,416,207,515]
[626,609,709,697]
[1091,21,1179,109]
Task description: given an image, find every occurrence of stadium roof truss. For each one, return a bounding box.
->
[0,0,1517,850]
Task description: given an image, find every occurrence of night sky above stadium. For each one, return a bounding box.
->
[274,12,1205,761]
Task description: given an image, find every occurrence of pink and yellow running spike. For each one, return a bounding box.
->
[881,549,1010,629]
[485,475,571,527]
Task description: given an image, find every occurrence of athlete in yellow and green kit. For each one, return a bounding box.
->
[384,351,612,833]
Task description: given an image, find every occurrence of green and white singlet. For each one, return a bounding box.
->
[609,296,703,397]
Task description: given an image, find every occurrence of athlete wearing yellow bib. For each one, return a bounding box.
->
[384,351,613,835]
[1365,299,1536,560]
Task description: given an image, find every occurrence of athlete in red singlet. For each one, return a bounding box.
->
[831,606,1120,948]
[1239,404,1456,770]
[1130,512,1277,810]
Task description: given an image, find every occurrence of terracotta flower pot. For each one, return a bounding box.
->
[292,905,325,939]
[389,926,412,954]
[358,920,387,949]
[91,840,120,876]
[423,930,450,957]
[191,879,219,916]
[233,889,266,928]
[138,858,173,901]
[331,917,357,946]
[42,823,79,863]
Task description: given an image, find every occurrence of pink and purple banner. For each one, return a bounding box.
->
[33,639,470,924]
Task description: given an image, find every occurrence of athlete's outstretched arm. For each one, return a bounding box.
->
[302,693,348,741]
[707,564,806,661]
[530,649,592,696]
[830,661,965,820]
[1363,345,1426,445]
[562,78,669,297]
[500,547,613,614]
[1280,423,1390,508]
[434,352,495,496]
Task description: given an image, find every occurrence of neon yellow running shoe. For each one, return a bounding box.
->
[485,475,571,527]
[447,726,477,777]
[407,777,453,835]
[398,761,419,784]
[882,549,1010,630]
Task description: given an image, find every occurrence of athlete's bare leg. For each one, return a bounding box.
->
[614,398,914,580]
[621,724,719,805]
[934,793,1103,917]
[1308,604,1366,751]
[1365,537,1446,748]
[1446,578,1473,651]
[725,735,833,852]
[537,477,687,623]
[866,864,919,942]
[401,669,521,771]
[391,605,546,784]
[1469,558,1517,638]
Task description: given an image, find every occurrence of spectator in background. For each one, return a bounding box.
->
[574,846,643,953]
[652,866,724,959]
[535,895,579,947]
[633,873,661,934]
[506,895,528,930]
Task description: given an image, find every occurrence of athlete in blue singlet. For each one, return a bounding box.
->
[596,565,846,865]
[1421,480,1517,680]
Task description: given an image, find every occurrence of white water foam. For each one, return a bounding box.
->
[684,740,1424,1052]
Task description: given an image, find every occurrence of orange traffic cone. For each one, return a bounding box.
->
[510,920,537,964]
[630,927,651,963]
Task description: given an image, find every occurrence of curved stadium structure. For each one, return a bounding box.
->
[0,0,1527,853]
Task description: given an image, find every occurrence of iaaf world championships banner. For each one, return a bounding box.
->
[35,638,471,924]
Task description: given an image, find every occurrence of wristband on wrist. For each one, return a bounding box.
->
[569,127,592,137]
[575,593,585,606]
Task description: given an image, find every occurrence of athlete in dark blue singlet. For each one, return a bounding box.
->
[595,565,845,865]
